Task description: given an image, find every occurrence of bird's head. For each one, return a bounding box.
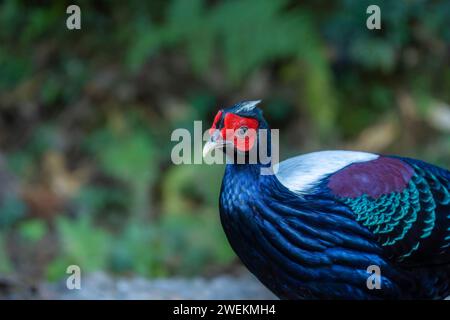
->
[203,100,269,159]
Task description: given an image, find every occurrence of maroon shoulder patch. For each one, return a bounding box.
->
[327,157,415,199]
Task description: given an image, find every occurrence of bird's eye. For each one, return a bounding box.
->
[237,126,248,137]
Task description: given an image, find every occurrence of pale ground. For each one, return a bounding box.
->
[2,270,448,300]
[38,270,277,300]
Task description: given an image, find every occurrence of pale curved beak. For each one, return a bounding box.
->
[203,130,229,158]
[203,140,219,158]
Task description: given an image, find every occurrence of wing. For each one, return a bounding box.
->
[230,189,408,299]
[326,156,450,266]
[247,183,412,299]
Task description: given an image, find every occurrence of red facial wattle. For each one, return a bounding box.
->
[222,113,259,152]
[209,110,223,135]
[209,111,259,152]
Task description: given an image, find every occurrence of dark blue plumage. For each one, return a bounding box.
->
[206,101,450,299]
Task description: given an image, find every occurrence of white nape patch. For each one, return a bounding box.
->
[235,100,262,113]
[275,150,379,194]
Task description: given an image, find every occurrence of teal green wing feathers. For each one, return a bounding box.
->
[329,156,450,266]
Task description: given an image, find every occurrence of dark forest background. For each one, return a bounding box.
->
[0,0,449,288]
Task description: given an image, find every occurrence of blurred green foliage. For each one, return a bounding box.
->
[0,0,449,282]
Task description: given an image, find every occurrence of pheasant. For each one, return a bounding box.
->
[203,100,450,299]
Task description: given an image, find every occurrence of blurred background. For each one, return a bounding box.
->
[0,0,449,299]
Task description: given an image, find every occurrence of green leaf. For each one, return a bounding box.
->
[18,219,47,243]
[46,215,112,280]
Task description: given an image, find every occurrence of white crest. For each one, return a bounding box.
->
[235,100,262,113]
